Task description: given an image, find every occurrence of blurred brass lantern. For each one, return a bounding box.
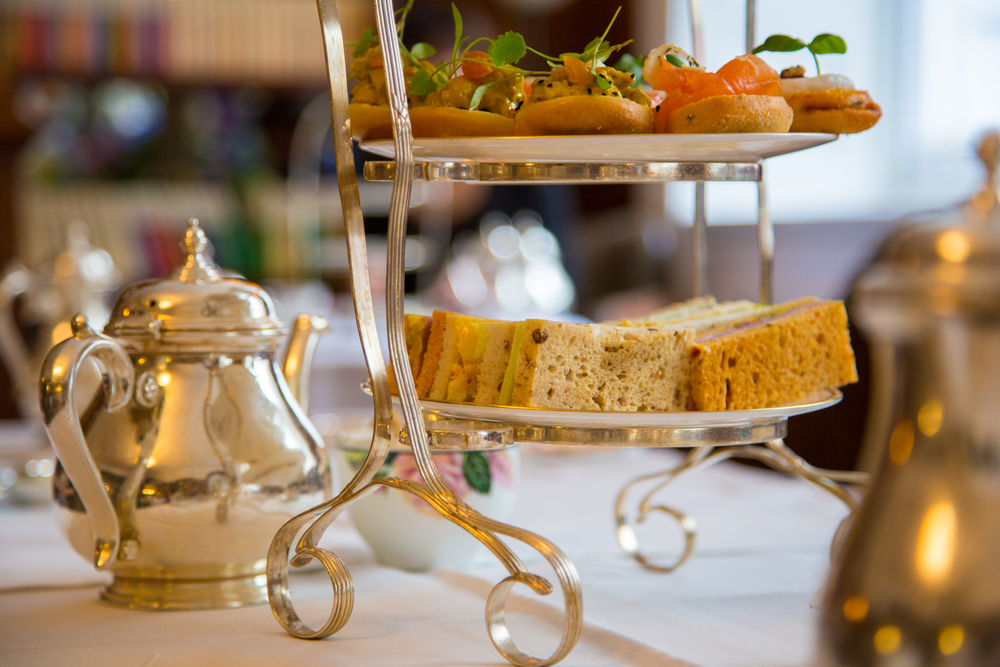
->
[820,133,1000,665]
[39,219,331,610]
[0,221,120,418]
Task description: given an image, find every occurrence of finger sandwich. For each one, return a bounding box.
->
[401,297,857,412]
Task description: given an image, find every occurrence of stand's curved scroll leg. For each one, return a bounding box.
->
[268,3,583,666]
[614,446,710,572]
[615,439,870,572]
[268,468,582,666]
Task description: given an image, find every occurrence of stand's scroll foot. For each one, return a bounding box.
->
[267,475,583,667]
[614,440,870,573]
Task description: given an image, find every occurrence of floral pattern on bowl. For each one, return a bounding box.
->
[334,443,520,571]
[342,449,515,513]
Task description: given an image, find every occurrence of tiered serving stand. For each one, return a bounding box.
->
[265,1,868,665]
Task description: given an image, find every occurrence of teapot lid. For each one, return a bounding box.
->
[104,219,286,351]
[854,132,1000,328]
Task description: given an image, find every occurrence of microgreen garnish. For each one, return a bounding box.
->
[666,54,685,67]
[351,27,377,58]
[489,32,527,68]
[409,42,436,59]
[752,33,847,75]
[526,6,632,78]
[470,77,517,110]
[409,68,445,96]
[404,3,537,109]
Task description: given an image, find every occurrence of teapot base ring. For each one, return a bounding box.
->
[99,572,268,610]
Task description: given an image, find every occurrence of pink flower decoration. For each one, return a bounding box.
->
[487,452,514,489]
[392,452,470,511]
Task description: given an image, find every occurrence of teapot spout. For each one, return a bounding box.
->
[281,314,329,414]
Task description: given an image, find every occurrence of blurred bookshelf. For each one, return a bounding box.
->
[0,0,383,288]
[0,0,378,88]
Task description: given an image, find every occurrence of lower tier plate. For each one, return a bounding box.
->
[415,388,841,428]
[365,383,842,447]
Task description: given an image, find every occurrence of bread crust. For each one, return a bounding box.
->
[783,89,881,134]
[349,103,514,141]
[662,94,793,134]
[349,103,394,141]
[689,301,857,411]
[514,96,654,136]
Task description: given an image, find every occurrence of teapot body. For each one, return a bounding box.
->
[40,220,330,610]
[819,315,1000,665]
[820,134,1000,665]
[51,347,329,609]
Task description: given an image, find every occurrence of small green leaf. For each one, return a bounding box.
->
[752,34,807,54]
[489,31,527,67]
[808,33,847,55]
[666,53,685,67]
[410,68,441,96]
[594,75,611,90]
[410,42,436,59]
[594,40,631,64]
[469,78,513,109]
[469,84,489,110]
[451,3,463,53]
[462,452,491,494]
[351,27,377,58]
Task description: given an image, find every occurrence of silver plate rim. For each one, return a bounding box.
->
[359,132,838,163]
[361,382,842,430]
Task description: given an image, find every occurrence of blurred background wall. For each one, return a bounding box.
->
[0,0,996,470]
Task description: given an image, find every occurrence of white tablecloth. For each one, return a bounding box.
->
[0,446,849,667]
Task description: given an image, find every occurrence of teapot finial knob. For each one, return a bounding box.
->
[71,313,90,335]
[184,219,209,256]
[177,219,222,284]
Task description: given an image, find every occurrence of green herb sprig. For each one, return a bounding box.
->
[526,7,632,91]
[752,33,847,75]
[410,4,540,110]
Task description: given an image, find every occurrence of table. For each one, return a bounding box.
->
[0,446,849,667]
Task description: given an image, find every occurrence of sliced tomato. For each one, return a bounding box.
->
[462,51,493,81]
[716,54,781,96]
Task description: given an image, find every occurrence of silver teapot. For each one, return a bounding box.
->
[0,220,119,419]
[819,133,1000,665]
[39,219,331,610]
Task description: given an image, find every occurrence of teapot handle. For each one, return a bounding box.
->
[40,314,134,571]
[0,263,37,417]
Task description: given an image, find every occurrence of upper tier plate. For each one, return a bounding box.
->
[359,133,838,163]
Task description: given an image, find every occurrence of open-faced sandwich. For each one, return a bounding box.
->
[513,8,655,136]
[641,45,793,134]
[348,42,435,141]
[348,2,530,140]
[753,33,881,134]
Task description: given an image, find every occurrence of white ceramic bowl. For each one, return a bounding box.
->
[333,427,519,571]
